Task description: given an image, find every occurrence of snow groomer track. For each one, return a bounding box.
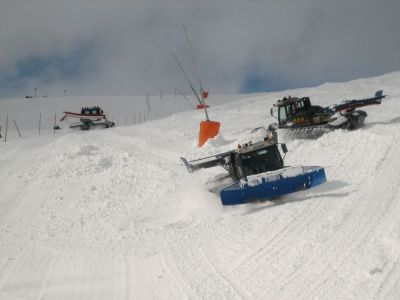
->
[1,72,400,299]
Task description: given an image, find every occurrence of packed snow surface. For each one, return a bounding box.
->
[1,72,400,299]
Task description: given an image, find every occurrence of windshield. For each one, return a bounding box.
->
[239,146,283,177]
[279,107,287,124]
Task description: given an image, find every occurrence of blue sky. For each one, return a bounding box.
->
[0,1,399,99]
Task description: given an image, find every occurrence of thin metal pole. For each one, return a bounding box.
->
[171,52,202,105]
[39,113,41,135]
[54,114,57,133]
[146,94,151,112]
[181,26,210,121]
[183,25,203,89]
[180,92,195,109]
[5,114,8,142]
[13,120,22,138]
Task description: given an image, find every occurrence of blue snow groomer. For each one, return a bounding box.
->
[181,130,326,205]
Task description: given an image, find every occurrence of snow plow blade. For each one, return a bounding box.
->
[180,153,230,173]
[220,166,326,205]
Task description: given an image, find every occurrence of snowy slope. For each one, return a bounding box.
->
[0,93,252,140]
[1,72,400,299]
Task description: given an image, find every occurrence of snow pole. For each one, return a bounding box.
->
[180,92,195,109]
[53,114,56,133]
[183,25,203,89]
[196,88,219,147]
[171,52,210,121]
[172,26,221,147]
[182,26,211,115]
[182,26,220,146]
[5,114,8,142]
[13,120,22,138]
[171,52,203,106]
[146,94,151,112]
[39,113,41,135]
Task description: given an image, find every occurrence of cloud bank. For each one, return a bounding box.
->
[0,0,399,98]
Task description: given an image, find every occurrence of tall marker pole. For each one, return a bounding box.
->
[13,120,22,139]
[5,114,8,142]
[39,113,41,135]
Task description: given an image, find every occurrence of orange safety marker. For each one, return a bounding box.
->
[172,27,221,147]
[198,120,220,147]
[196,104,209,109]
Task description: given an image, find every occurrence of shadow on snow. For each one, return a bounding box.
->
[241,180,349,215]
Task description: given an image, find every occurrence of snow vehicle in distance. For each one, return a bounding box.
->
[181,130,326,205]
[59,106,115,130]
[269,90,385,137]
